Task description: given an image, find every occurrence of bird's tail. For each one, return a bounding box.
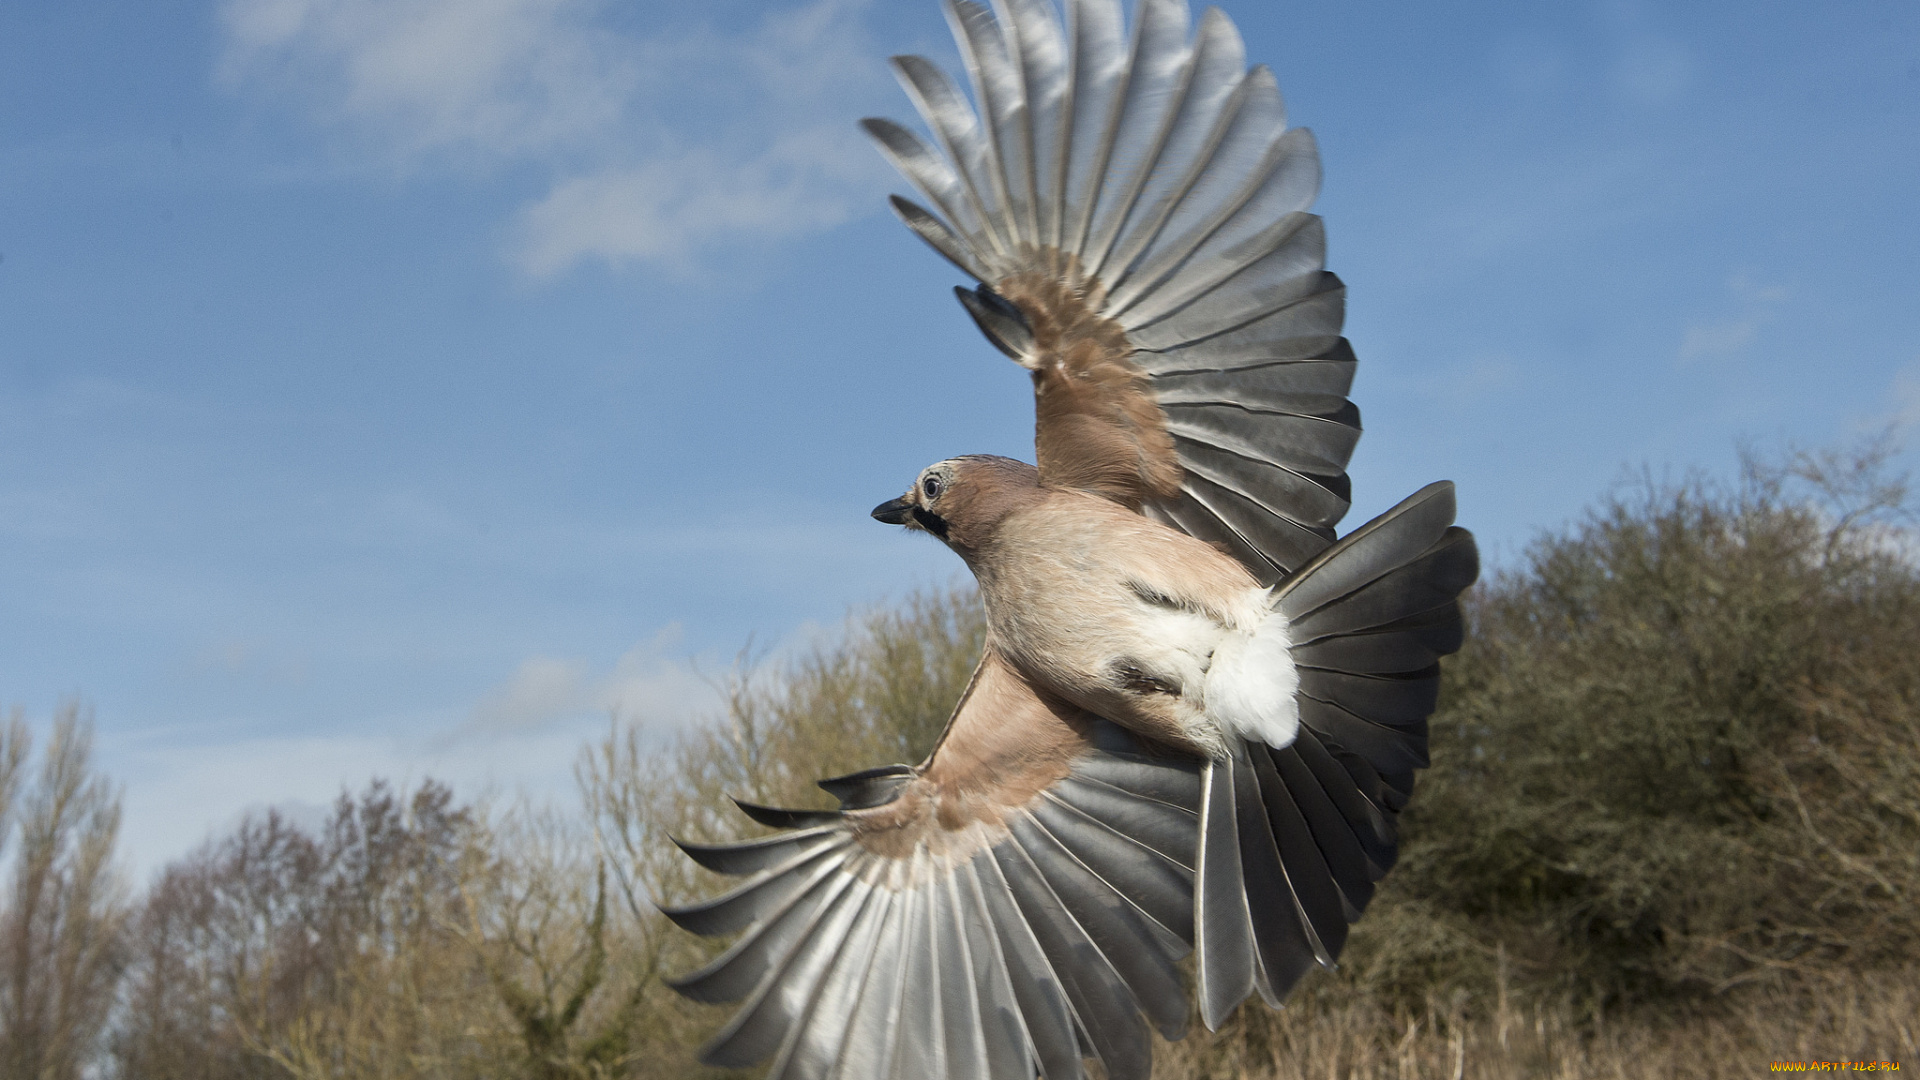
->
[1194,481,1478,1028]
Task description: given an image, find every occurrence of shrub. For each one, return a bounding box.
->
[1368,439,1919,1007]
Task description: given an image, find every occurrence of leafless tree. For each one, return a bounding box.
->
[0,703,128,1080]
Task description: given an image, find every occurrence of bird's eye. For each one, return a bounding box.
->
[922,475,942,500]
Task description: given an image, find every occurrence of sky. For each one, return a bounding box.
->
[2,0,1916,881]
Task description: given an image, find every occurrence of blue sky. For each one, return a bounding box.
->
[3,0,1916,879]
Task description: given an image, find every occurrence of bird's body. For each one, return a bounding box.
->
[659,3,1479,1077]
[885,455,1294,758]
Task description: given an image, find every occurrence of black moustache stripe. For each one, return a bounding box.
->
[911,507,950,540]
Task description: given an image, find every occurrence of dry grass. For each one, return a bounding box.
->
[1156,966,1920,1079]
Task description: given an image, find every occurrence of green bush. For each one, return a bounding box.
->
[1366,440,1919,1008]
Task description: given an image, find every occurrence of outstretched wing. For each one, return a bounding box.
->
[664,651,1202,1080]
[663,485,1476,1078]
[866,0,1354,581]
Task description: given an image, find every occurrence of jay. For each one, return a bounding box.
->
[663,1,1479,1078]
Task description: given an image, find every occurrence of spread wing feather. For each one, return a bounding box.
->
[663,654,1202,1080]
[869,0,1355,577]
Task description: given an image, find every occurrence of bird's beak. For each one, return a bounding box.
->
[871,497,915,525]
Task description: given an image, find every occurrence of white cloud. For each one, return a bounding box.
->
[217,0,893,272]
[467,625,721,734]
[1890,358,1920,433]
[513,127,873,273]
[1678,272,1789,362]
[472,655,592,729]
[1678,318,1759,361]
[219,0,637,161]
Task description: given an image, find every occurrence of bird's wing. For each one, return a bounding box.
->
[664,489,1479,1075]
[663,648,1210,1080]
[867,0,1354,581]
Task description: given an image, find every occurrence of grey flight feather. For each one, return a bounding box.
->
[888,194,993,283]
[766,885,893,1080]
[1178,475,1331,581]
[732,798,845,831]
[1030,793,1194,952]
[698,872,870,1067]
[1080,0,1197,281]
[825,890,905,1080]
[673,826,842,876]
[1046,775,1197,870]
[1248,740,1351,964]
[1194,749,1255,1030]
[1009,811,1190,1039]
[970,853,1085,1079]
[658,841,848,939]
[1229,739,1324,1007]
[992,835,1153,1080]
[1097,8,1248,288]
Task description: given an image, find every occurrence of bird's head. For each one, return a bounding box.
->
[870,454,1043,554]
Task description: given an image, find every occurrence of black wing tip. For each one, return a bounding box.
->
[1383,479,1456,522]
[670,833,802,874]
[655,901,713,936]
[730,797,843,830]
[1438,524,1482,591]
[668,835,731,871]
[954,284,1035,361]
[662,964,739,1001]
[887,193,936,225]
[817,763,916,810]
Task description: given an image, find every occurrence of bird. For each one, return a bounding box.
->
[660,1,1479,1078]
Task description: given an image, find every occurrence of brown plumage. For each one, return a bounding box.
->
[994,269,1184,507]
[847,651,1093,861]
[874,454,1272,757]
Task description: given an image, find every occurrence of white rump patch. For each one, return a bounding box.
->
[1204,605,1300,749]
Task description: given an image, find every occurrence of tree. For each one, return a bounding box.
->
[0,703,128,1080]
[113,779,509,1080]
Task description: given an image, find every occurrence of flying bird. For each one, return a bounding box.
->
[662,1,1478,1077]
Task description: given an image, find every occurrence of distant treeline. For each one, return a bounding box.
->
[3,440,1916,1079]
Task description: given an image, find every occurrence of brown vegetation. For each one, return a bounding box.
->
[3,443,1915,1077]
[0,705,126,1080]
